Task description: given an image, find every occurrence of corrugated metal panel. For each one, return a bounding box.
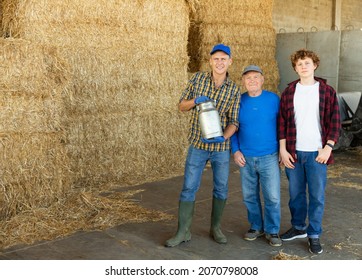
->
[338,30,362,92]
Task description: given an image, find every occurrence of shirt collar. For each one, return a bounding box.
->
[208,72,231,86]
[288,76,327,87]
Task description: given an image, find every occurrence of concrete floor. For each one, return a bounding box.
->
[0,148,361,260]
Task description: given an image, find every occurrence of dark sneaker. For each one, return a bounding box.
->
[308,238,323,254]
[266,234,282,247]
[280,227,307,241]
[244,229,264,241]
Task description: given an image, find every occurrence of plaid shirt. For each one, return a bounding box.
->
[179,72,241,151]
[278,77,341,164]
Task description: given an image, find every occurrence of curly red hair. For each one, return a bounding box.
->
[290,49,320,69]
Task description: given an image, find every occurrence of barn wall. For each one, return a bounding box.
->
[273,0,362,33]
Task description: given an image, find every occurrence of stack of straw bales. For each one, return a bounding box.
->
[0,0,189,248]
[0,38,70,219]
[187,0,279,92]
[2,0,190,188]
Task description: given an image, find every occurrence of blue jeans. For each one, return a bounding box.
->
[180,145,230,201]
[240,152,281,234]
[285,151,327,238]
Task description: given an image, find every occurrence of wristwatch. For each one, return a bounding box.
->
[326,143,334,149]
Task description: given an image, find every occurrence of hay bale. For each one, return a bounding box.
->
[0,38,71,219]
[186,0,279,92]
[64,109,189,186]
[2,0,190,187]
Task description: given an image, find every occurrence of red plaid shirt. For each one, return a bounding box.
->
[278,77,341,164]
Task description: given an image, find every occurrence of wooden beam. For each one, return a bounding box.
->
[332,0,342,30]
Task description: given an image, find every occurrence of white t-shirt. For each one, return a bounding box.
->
[294,82,322,151]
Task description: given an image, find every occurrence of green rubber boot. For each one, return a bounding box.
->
[210,197,227,244]
[165,201,195,247]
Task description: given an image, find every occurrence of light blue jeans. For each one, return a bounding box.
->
[180,145,230,201]
[285,151,327,238]
[240,152,281,234]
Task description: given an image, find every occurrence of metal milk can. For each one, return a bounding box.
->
[198,100,223,139]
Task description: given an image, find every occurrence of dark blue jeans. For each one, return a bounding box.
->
[285,151,327,238]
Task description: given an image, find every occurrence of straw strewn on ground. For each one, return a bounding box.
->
[0,187,173,249]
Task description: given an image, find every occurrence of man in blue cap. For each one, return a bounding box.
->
[165,44,241,247]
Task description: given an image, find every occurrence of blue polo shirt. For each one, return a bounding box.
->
[231,90,280,157]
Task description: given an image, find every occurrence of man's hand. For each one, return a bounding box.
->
[201,136,225,143]
[194,96,211,105]
[233,151,246,167]
[280,149,295,169]
[316,146,332,164]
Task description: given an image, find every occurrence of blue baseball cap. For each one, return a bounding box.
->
[210,44,231,56]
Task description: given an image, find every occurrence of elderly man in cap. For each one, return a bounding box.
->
[165,44,241,247]
[230,65,282,246]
